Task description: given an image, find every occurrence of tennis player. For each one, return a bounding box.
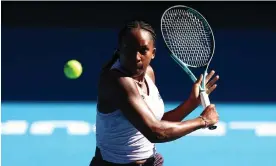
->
[90,20,219,166]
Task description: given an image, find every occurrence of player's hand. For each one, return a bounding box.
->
[188,70,219,105]
[205,70,219,95]
[200,104,219,127]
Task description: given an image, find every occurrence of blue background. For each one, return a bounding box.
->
[1,2,276,166]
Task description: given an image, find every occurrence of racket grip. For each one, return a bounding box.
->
[200,91,210,108]
[200,91,217,130]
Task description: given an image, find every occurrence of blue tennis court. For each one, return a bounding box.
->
[2,102,276,166]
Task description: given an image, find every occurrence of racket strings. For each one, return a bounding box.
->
[161,8,213,67]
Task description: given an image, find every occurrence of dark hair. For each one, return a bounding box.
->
[101,20,156,71]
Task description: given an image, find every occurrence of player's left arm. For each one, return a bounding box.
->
[147,66,219,122]
[164,71,219,122]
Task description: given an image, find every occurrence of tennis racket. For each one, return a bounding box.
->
[161,5,217,130]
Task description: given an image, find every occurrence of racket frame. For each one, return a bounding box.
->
[161,5,217,130]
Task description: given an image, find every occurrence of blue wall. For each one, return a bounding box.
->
[2,2,276,102]
[2,27,276,102]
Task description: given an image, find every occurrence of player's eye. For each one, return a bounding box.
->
[139,46,149,55]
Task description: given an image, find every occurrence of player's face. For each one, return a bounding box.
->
[119,28,156,77]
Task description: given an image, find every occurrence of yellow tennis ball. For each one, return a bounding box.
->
[64,60,83,79]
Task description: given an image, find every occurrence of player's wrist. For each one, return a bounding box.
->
[198,116,208,128]
[187,96,200,108]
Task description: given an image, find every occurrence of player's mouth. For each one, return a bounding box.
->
[136,62,143,69]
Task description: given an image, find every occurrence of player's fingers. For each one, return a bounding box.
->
[205,70,215,83]
[195,74,203,85]
[206,75,219,89]
[207,84,217,94]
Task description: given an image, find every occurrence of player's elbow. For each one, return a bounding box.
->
[145,123,172,143]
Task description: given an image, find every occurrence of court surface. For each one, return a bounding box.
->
[2,102,276,166]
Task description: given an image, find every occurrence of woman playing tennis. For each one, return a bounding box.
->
[90,20,219,166]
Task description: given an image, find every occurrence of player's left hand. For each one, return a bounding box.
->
[205,70,219,95]
[189,70,219,105]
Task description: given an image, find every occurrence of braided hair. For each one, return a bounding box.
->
[102,20,156,71]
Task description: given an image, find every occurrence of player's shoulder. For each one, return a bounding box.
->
[98,69,138,113]
[99,69,137,95]
[100,69,131,86]
[146,65,155,84]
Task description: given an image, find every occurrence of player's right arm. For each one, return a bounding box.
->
[100,70,218,143]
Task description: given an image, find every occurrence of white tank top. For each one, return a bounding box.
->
[96,60,165,164]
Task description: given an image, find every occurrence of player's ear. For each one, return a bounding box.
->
[152,48,156,59]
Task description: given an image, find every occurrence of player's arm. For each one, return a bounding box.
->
[162,100,199,122]
[162,71,219,122]
[104,70,209,143]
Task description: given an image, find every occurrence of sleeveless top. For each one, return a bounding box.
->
[96,60,165,164]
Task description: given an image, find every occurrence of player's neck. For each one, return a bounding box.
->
[133,74,145,85]
[132,70,146,83]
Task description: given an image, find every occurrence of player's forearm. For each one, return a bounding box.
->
[161,99,198,122]
[151,117,204,143]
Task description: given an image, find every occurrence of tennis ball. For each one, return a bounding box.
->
[64,60,83,79]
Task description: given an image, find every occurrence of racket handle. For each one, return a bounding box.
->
[200,91,217,130]
[200,91,210,108]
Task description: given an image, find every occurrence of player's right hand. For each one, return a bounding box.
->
[200,104,219,126]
